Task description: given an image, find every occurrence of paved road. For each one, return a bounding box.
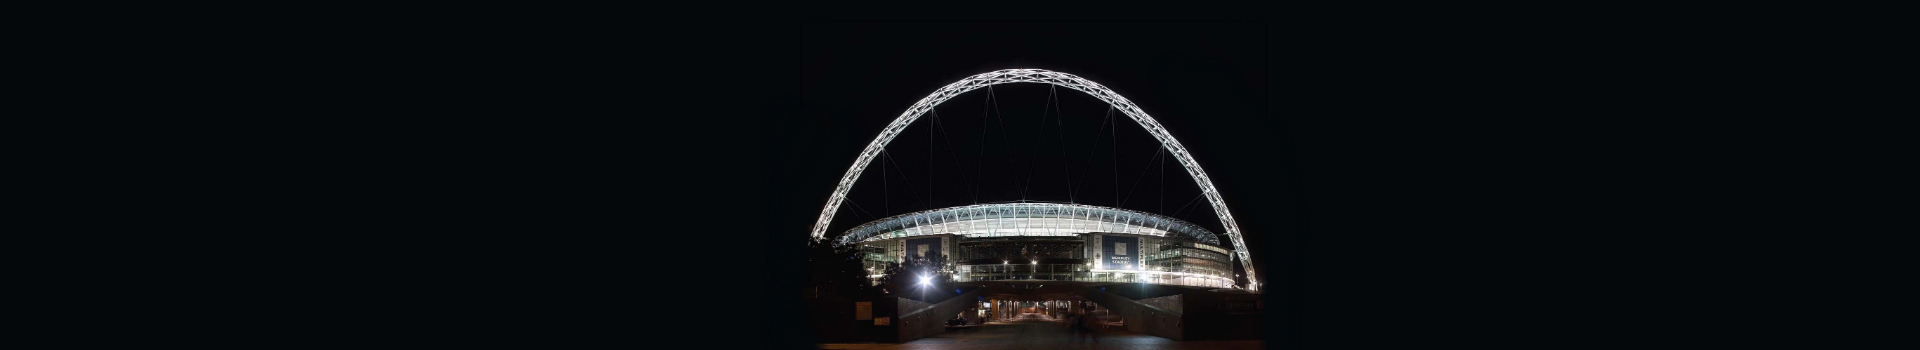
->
[819,320,1262,350]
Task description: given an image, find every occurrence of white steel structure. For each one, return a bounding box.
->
[810,69,1264,292]
[837,202,1221,246]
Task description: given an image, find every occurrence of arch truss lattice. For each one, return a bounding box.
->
[810,69,1263,292]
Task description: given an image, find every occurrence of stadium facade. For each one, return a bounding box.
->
[839,202,1239,289]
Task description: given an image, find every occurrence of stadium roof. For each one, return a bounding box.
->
[837,202,1220,246]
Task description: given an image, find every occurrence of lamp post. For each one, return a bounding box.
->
[918,274,931,303]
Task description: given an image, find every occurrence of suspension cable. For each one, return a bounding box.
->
[1171,192,1206,219]
[1053,84,1074,204]
[880,149,924,212]
[882,148,888,214]
[929,96,933,211]
[1118,146,1167,208]
[1019,85,1056,200]
[846,196,879,222]
[975,88,990,205]
[1070,106,1114,201]
[930,108,975,203]
[989,85,1018,203]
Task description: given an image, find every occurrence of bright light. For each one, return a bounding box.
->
[919,275,931,286]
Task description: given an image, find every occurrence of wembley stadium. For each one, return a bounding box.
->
[799,68,1267,343]
[837,202,1238,289]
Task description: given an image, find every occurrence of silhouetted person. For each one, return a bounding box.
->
[1080,310,1101,344]
[1066,311,1080,338]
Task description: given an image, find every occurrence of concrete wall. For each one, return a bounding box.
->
[895,287,986,343]
[1080,286,1264,341]
[1078,287,1185,340]
[803,296,899,343]
[1179,290,1264,340]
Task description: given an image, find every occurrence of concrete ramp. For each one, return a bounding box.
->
[894,287,986,342]
[1076,283,1265,340]
[1077,285,1187,340]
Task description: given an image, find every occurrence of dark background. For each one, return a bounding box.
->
[293,19,1791,349]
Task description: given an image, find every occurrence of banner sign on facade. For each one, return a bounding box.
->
[1103,236,1139,270]
[906,237,942,261]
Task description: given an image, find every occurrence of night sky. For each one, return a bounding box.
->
[322,19,1746,348]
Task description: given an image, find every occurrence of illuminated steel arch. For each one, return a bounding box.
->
[811,69,1263,291]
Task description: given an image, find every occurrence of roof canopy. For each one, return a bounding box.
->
[836,202,1220,247]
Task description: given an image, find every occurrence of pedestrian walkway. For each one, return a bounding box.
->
[818,320,1262,350]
